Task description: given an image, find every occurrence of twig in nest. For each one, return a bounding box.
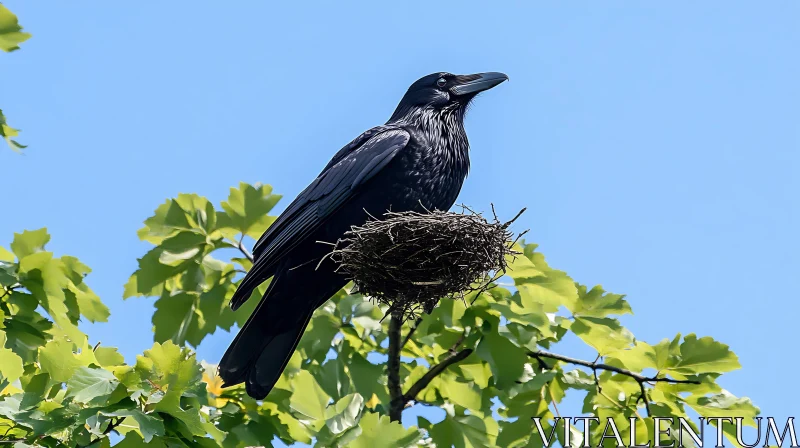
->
[329,206,526,322]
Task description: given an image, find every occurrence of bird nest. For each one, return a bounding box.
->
[329,206,526,321]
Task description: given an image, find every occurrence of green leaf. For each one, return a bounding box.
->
[138,199,193,243]
[38,336,82,382]
[62,256,109,323]
[683,391,759,446]
[316,357,351,400]
[217,182,281,238]
[325,393,363,435]
[439,377,483,412]
[152,292,195,345]
[0,110,26,153]
[136,341,201,395]
[115,431,166,447]
[289,370,330,420]
[349,352,387,407]
[125,232,208,298]
[93,347,125,367]
[18,251,83,342]
[0,4,31,52]
[298,312,340,363]
[683,390,758,419]
[476,327,529,388]
[668,334,741,375]
[571,284,632,318]
[136,194,217,247]
[607,338,680,373]
[10,229,49,259]
[3,312,51,363]
[456,353,493,389]
[430,414,500,448]
[0,331,23,384]
[139,343,210,439]
[571,316,634,355]
[103,409,165,442]
[0,245,14,262]
[350,412,422,448]
[509,245,578,313]
[66,366,120,404]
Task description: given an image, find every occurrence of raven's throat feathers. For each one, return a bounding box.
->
[390,105,471,178]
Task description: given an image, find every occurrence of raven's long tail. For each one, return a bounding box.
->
[218,277,314,399]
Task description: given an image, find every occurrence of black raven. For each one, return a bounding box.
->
[219,72,508,398]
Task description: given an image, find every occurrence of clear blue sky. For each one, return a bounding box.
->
[2,0,798,439]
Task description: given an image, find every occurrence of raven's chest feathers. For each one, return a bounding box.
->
[380,114,470,211]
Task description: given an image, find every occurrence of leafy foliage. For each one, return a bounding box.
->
[0,183,759,447]
[0,3,29,152]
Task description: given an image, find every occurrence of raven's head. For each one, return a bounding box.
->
[390,72,508,122]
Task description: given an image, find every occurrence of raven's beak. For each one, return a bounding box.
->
[450,72,509,96]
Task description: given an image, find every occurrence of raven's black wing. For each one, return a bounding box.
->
[229,127,410,310]
[318,124,401,173]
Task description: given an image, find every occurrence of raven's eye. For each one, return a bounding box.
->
[436,77,447,88]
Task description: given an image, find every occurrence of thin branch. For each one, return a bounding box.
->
[529,349,699,417]
[637,382,652,417]
[530,352,550,371]
[82,417,125,447]
[0,285,18,302]
[592,354,602,393]
[401,320,420,348]
[387,313,404,422]
[546,385,561,419]
[403,348,473,404]
[529,350,700,385]
[235,235,254,263]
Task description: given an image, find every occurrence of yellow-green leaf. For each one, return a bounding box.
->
[0,4,30,52]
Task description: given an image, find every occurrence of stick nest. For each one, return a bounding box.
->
[329,206,526,321]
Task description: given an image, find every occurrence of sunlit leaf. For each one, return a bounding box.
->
[217,182,281,239]
[571,316,634,355]
[668,334,741,375]
[430,414,500,448]
[571,284,631,318]
[38,336,82,382]
[66,366,119,404]
[0,4,30,52]
[0,331,23,384]
[325,393,364,435]
[289,370,330,421]
[349,412,422,448]
[476,327,528,388]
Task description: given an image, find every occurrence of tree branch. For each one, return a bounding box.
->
[0,285,19,302]
[400,320,420,348]
[529,349,700,417]
[387,313,404,422]
[236,235,254,263]
[529,350,700,385]
[403,348,473,404]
